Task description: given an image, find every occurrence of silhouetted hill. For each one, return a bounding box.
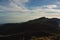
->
[50,18,60,26]
[0,17,60,35]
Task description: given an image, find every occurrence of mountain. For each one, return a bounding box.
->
[50,18,60,26]
[0,17,59,35]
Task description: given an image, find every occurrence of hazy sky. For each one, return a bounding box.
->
[0,0,60,23]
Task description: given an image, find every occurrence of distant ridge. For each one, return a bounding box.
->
[0,17,60,35]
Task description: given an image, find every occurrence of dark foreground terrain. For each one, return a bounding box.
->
[0,17,60,40]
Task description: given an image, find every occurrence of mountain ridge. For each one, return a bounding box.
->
[0,17,59,35]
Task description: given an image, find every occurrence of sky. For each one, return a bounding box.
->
[0,0,60,24]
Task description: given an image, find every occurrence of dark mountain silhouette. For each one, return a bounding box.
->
[50,18,60,26]
[0,17,60,34]
[0,17,60,40]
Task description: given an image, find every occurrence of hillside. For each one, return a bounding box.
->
[0,17,59,35]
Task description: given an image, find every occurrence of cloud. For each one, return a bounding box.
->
[0,0,60,24]
[29,4,60,18]
[32,4,60,13]
[0,0,60,12]
[0,0,29,11]
[12,0,28,4]
[43,5,58,9]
